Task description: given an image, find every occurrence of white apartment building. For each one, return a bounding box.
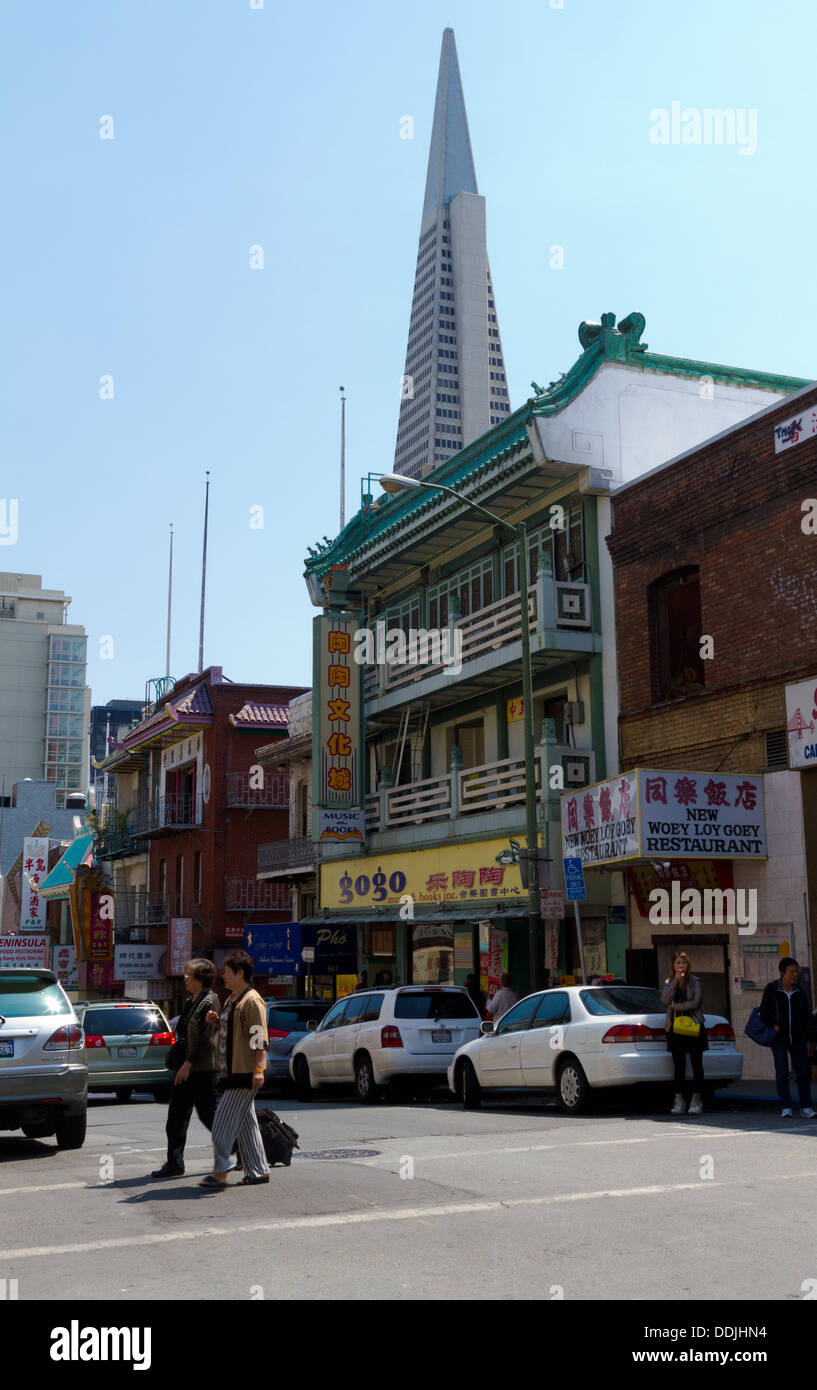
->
[0,572,91,807]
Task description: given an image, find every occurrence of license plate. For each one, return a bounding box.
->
[431,1030,452,1044]
[0,1041,13,1058]
[118,1047,137,1058]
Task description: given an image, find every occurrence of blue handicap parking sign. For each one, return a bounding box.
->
[563,857,586,902]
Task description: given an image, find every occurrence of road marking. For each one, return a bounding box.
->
[0,1182,88,1197]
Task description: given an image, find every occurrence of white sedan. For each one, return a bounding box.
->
[447,983,743,1114]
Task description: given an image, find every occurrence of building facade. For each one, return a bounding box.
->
[0,572,90,807]
[393,28,510,480]
[305,311,807,999]
[607,381,817,1079]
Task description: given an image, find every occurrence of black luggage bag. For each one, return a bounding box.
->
[257,1108,299,1167]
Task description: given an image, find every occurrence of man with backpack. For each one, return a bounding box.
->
[759,957,817,1119]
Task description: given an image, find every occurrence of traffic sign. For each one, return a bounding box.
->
[301,946,315,963]
[563,857,586,902]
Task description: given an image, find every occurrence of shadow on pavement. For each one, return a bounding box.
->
[0,1137,61,1164]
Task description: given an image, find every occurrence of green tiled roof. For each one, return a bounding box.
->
[305,311,809,582]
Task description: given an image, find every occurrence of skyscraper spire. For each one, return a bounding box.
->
[394,29,510,480]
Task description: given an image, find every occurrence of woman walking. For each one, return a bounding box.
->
[199,949,270,1189]
[661,950,708,1115]
[151,958,219,1179]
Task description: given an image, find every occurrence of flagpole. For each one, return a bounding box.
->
[339,387,346,529]
[198,474,210,673]
[166,522,174,680]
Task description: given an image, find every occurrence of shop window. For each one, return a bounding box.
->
[649,567,705,702]
[370,927,396,957]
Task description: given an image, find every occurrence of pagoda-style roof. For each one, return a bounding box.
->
[304,311,808,593]
[94,679,214,770]
[255,730,312,764]
[229,702,289,731]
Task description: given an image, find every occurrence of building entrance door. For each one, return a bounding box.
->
[653,935,730,1021]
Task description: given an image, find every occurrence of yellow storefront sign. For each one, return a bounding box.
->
[320,838,526,912]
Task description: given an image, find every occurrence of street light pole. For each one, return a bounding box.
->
[380,475,543,994]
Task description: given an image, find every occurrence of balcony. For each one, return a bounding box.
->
[96,826,144,860]
[130,794,203,837]
[114,890,173,928]
[257,836,318,879]
[225,770,289,809]
[363,573,599,715]
[225,876,292,912]
[359,744,595,844]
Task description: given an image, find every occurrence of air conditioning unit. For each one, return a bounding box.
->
[555,582,591,628]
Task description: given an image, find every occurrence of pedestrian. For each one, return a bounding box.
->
[759,956,816,1119]
[354,971,369,992]
[661,950,708,1115]
[463,973,485,1013]
[485,973,518,1025]
[151,958,220,1179]
[199,950,270,1189]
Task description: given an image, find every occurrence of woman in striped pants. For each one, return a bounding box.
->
[200,950,270,1188]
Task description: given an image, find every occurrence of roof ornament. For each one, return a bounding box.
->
[578,311,647,355]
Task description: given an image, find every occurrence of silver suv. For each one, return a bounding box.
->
[0,968,88,1148]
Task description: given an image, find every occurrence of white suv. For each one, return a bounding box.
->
[289,986,482,1103]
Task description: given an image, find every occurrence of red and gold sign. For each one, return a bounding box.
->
[313,615,361,811]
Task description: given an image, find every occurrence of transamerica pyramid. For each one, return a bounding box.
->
[393,29,510,479]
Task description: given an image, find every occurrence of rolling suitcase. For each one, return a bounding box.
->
[257,1108,299,1167]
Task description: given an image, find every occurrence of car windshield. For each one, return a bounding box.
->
[0,976,70,1018]
[81,1007,166,1034]
[394,991,479,1020]
[580,987,666,1016]
[268,1005,327,1030]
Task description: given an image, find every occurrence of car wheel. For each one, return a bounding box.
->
[557,1058,591,1114]
[55,1112,87,1150]
[461,1060,482,1110]
[114,1087,133,1103]
[354,1053,380,1104]
[152,1085,172,1104]
[293,1056,313,1101]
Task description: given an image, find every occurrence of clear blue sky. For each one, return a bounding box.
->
[2,0,814,707]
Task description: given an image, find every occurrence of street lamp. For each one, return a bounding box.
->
[380,473,543,993]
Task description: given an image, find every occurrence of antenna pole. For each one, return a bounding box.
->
[198,474,210,672]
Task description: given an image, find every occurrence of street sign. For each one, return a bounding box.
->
[301,946,315,963]
[563,857,586,902]
[540,889,565,918]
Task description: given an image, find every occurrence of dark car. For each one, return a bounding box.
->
[263,998,332,1089]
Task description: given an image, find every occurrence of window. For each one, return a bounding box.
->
[580,986,665,1016]
[649,567,704,702]
[319,999,349,1031]
[337,994,366,1026]
[0,977,70,1017]
[361,993,385,1022]
[382,592,420,636]
[79,1006,165,1035]
[494,996,540,1035]
[394,990,479,1020]
[159,859,167,900]
[194,851,203,904]
[429,556,493,627]
[532,991,571,1027]
[503,502,585,593]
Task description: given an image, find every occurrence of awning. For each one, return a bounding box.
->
[37,832,95,900]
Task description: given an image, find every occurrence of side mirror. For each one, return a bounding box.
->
[306,1019,318,1032]
[480,1021,495,1035]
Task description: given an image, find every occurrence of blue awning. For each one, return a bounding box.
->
[37,832,95,900]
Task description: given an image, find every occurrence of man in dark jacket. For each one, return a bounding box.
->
[759,957,816,1119]
[152,958,220,1178]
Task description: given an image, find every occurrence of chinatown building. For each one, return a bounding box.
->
[94,666,306,1013]
[607,381,817,1079]
[302,311,806,998]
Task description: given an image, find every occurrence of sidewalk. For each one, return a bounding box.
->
[716,1081,779,1104]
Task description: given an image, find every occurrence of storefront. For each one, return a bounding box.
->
[243,921,358,1000]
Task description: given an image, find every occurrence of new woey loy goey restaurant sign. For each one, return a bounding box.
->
[561,769,766,866]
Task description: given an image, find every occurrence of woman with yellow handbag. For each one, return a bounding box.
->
[661,951,708,1115]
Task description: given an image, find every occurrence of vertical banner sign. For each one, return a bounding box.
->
[20,837,49,930]
[88,892,114,961]
[313,614,362,819]
[168,918,193,976]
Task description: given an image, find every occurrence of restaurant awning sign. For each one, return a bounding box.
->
[785,677,817,769]
[561,769,766,866]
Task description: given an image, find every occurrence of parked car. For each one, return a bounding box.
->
[448,983,743,1114]
[0,967,88,1148]
[290,986,483,1103]
[75,999,175,1102]
[262,997,332,1088]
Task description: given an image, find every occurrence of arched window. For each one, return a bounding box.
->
[649,566,705,702]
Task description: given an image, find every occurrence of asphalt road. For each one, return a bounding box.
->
[1,1086,815,1301]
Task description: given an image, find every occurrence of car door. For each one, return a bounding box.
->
[519,991,572,1088]
[307,998,349,1080]
[476,995,540,1088]
[330,993,368,1079]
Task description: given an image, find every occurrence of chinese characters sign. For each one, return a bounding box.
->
[20,837,49,931]
[313,615,362,815]
[0,936,49,968]
[114,945,165,982]
[52,944,79,989]
[320,837,525,910]
[168,919,193,977]
[561,770,767,866]
[773,406,817,453]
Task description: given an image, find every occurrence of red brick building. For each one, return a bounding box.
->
[607,382,817,1077]
[96,667,307,1011]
